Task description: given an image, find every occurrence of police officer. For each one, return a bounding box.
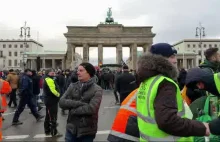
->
[12,69,44,125]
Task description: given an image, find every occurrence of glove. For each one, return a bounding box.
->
[209,118,220,135]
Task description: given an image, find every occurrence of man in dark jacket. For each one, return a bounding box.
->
[113,68,121,104]
[43,68,62,136]
[12,69,44,125]
[186,47,220,103]
[59,62,102,141]
[31,70,43,111]
[185,68,220,97]
[199,47,220,73]
[115,65,137,104]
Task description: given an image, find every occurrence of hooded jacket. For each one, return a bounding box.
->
[137,53,206,137]
[185,67,220,96]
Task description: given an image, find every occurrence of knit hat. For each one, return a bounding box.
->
[80,62,96,77]
[150,43,177,57]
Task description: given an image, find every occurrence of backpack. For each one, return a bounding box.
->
[193,95,220,142]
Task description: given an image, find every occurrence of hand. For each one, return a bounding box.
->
[203,122,210,136]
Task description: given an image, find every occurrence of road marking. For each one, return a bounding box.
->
[104,106,120,109]
[33,134,52,138]
[3,112,15,116]
[3,130,111,139]
[3,135,29,139]
[97,130,110,134]
[3,106,46,116]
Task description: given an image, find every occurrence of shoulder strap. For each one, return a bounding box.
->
[204,95,210,115]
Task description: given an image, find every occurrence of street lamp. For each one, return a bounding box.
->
[20,21,31,70]
[195,23,205,62]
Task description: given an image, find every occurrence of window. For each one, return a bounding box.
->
[198,51,202,55]
[204,44,206,47]
[3,44,6,48]
[9,44,12,48]
[20,44,23,48]
[14,60,17,66]
[0,51,3,57]
[14,52,17,56]
[215,44,218,47]
[199,44,201,48]
[187,44,190,48]
[8,60,11,66]
[14,44,17,48]
[209,44,212,48]
[9,51,11,56]
[193,44,196,48]
[26,44,29,48]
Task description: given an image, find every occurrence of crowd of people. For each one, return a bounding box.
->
[1,43,220,141]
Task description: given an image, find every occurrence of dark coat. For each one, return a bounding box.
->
[177,68,187,90]
[136,54,206,137]
[185,67,220,96]
[32,74,41,95]
[19,74,33,96]
[115,72,137,95]
[59,79,103,138]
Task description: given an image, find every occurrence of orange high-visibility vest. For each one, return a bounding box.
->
[181,86,191,105]
[108,89,139,142]
[0,79,11,113]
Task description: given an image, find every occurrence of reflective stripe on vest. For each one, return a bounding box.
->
[137,75,193,142]
[110,130,139,142]
[109,90,139,142]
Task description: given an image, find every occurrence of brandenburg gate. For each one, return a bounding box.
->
[64,8,155,70]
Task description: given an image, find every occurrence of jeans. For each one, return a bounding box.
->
[65,129,95,142]
[12,94,39,122]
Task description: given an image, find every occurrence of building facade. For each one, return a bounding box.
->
[173,39,220,68]
[0,39,43,70]
[26,51,83,70]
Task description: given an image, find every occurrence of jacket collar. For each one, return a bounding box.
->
[137,53,178,82]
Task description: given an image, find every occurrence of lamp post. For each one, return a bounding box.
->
[196,23,205,63]
[20,21,31,70]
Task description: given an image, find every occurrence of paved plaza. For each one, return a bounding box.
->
[2,90,119,141]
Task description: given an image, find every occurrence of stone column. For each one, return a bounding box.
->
[131,43,137,70]
[116,44,123,64]
[183,58,187,69]
[42,58,45,69]
[71,44,76,64]
[143,43,151,53]
[31,59,36,70]
[98,44,103,65]
[62,58,65,69]
[52,59,55,69]
[83,43,89,62]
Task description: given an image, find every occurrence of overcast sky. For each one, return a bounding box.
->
[0,0,220,60]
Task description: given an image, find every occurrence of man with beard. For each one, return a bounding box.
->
[184,47,220,104]
[136,43,211,141]
[200,47,220,73]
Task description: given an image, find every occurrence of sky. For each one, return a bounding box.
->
[0,0,220,62]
